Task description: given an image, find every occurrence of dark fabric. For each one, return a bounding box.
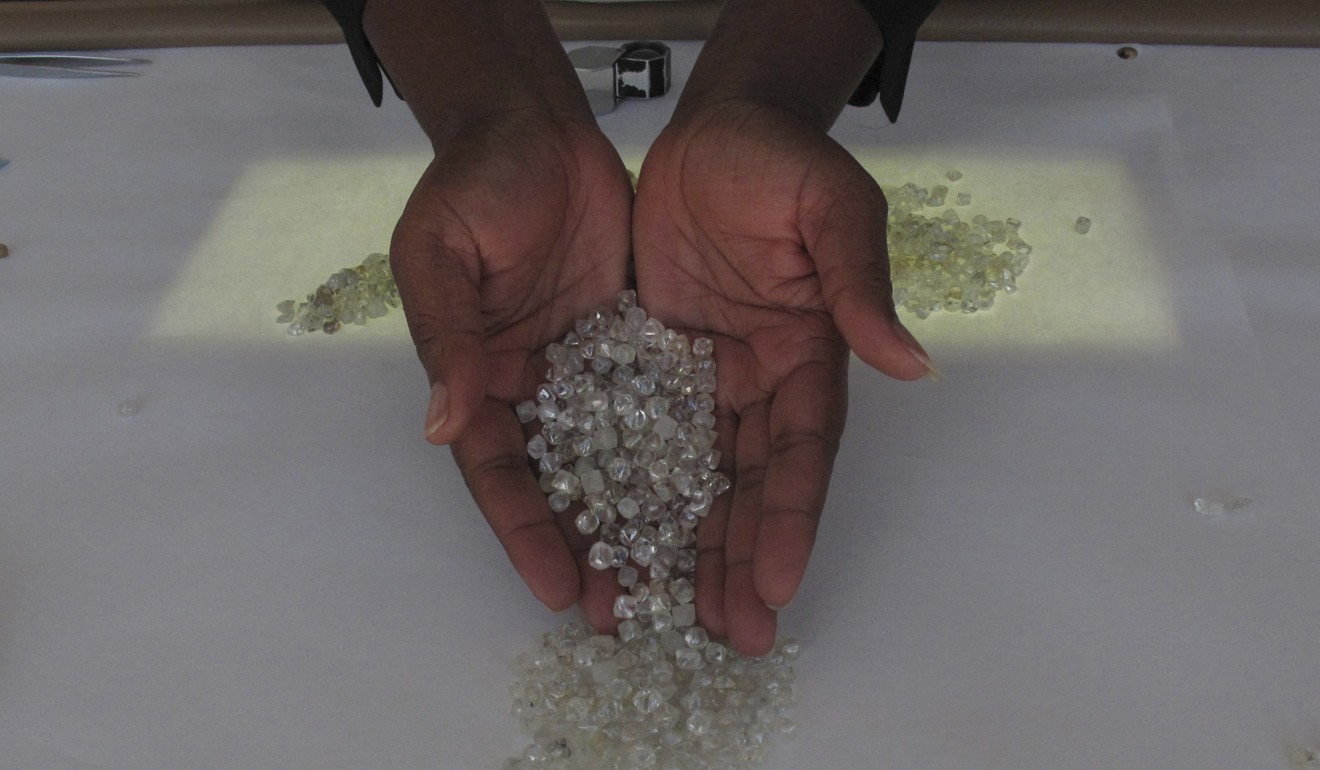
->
[319,0,940,119]
[322,0,383,105]
[848,0,942,121]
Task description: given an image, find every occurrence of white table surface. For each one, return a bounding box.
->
[1,39,1318,770]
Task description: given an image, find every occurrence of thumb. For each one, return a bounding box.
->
[803,169,940,382]
[389,235,488,445]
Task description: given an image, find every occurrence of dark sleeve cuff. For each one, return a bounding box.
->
[848,0,941,122]
[322,0,938,117]
[322,0,386,106]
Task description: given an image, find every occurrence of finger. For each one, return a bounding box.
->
[452,397,580,612]
[724,398,778,657]
[801,166,940,382]
[578,556,622,635]
[752,354,848,611]
[389,229,489,446]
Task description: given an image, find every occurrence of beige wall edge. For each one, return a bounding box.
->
[1,0,1318,52]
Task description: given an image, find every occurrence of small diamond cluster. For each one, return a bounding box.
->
[885,173,1035,319]
[506,292,799,770]
[276,252,398,335]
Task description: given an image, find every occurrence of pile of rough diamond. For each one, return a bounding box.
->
[276,175,1035,336]
[885,173,1034,319]
[276,252,399,335]
[506,291,799,770]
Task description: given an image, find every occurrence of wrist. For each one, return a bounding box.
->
[675,0,882,131]
[362,0,594,147]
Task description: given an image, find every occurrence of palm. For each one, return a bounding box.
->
[634,102,928,654]
[390,111,633,623]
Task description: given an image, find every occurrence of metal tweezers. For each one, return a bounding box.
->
[0,54,149,79]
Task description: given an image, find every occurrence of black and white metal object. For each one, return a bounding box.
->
[567,40,671,116]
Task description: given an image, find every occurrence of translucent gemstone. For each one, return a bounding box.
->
[626,745,657,767]
[617,565,639,588]
[675,647,705,670]
[582,390,609,412]
[685,489,712,515]
[632,541,658,567]
[610,343,637,365]
[613,594,638,619]
[671,602,696,628]
[516,400,538,424]
[548,492,571,513]
[551,470,578,495]
[610,546,630,568]
[631,375,656,396]
[575,510,600,535]
[616,497,640,519]
[646,591,671,613]
[588,542,614,570]
[606,457,631,482]
[571,435,594,457]
[579,469,605,496]
[623,409,648,431]
[594,426,618,451]
[617,289,638,311]
[692,337,714,357]
[1074,216,1092,234]
[652,414,678,439]
[616,618,641,643]
[669,578,695,604]
[683,625,709,649]
[612,392,636,414]
[686,710,712,735]
[945,169,963,181]
[956,192,972,206]
[117,399,141,417]
[624,306,647,329]
[632,687,663,714]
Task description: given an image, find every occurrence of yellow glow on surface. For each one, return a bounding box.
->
[853,146,1179,356]
[152,147,1176,355]
[151,152,426,345]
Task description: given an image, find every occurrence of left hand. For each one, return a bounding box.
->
[633,98,936,655]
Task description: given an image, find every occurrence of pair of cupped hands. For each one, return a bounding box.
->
[370,0,937,657]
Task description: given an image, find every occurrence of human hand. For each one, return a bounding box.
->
[360,0,641,625]
[632,97,937,656]
[390,108,633,625]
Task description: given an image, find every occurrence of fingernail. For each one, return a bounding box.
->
[895,322,942,382]
[766,598,793,612]
[423,382,448,442]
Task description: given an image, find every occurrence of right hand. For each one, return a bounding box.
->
[390,107,633,627]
